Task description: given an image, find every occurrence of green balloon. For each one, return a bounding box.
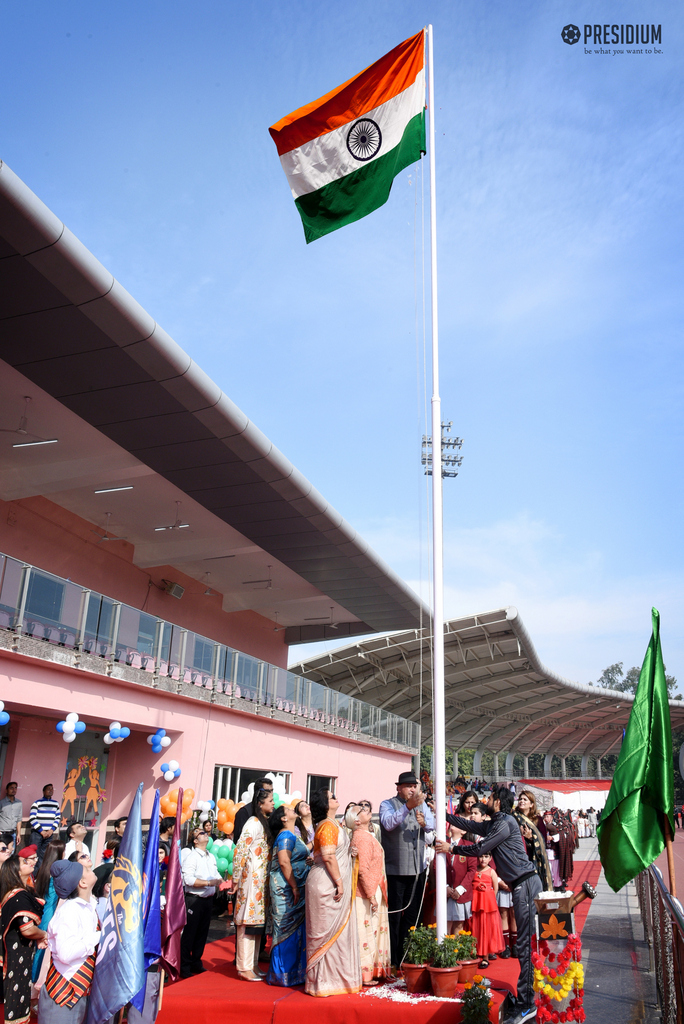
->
[206,838,213,850]
[273,793,282,808]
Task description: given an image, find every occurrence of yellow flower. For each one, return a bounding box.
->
[473,975,483,983]
[409,926,416,932]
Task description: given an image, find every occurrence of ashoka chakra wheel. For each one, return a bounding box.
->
[346,118,382,162]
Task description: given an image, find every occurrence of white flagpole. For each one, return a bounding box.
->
[427,23,447,942]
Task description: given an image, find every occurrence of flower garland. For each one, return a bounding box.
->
[532,934,585,1023]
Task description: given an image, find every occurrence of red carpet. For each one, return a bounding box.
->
[156,935,517,1024]
[567,860,602,935]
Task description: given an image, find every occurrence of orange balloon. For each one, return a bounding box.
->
[221,822,233,835]
[182,794,192,808]
[184,789,195,800]
[226,799,234,809]
[217,799,228,811]
[217,810,227,825]
[290,798,299,808]
[181,811,191,823]
[167,801,178,816]
[235,802,245,810]
[169,789,179,800]
[226,807,237,822]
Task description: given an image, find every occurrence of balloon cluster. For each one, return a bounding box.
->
[240,773,302,810]
[207,837,234,877]
[104,721,131,746]
[56,713,87,743]
[160,787,194,824]
[0,701,9,727]
[216,799,239,836]
[161,760,181,782]
[147,729,172,754]
[197,799,215,822]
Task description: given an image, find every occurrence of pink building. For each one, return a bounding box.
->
[0,162,422,858]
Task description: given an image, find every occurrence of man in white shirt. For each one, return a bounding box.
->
[38,860,100,1022]
[63,822,90,861]
[0,781,23,846]
[180,831,222,978]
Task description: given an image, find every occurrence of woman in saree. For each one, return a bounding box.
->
[0,849,45,1024]
[514,792,552,892]
[232,788,274,981]
[305,789,361,997]
[267,805,311,987]
[349,804,391,985]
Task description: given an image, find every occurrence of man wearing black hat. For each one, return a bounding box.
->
[380,770,435,968]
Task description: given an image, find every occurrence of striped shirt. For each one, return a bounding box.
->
[29,797,61,833]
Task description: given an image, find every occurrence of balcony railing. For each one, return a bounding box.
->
[0,552,420,751]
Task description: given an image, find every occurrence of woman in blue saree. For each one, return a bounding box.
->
[267,804,311,987]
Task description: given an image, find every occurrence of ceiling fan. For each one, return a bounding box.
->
[271,612,286,632]
[154,500,190,532]
[241,565,282,591]
[0,396,58,447]
[91,512,127,544]
[304,607,339,629]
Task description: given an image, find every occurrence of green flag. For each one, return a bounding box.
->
[597,608,674,892]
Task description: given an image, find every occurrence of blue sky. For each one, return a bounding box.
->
[2,0,682,685]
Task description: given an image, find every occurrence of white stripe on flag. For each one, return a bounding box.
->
[279,72,425,199]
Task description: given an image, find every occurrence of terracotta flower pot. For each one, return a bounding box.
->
[427,964,460,999]
[457,958,480,983]
[402,962,431,993]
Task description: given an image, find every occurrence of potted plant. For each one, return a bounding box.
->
[461,974,493,1024]
[454,929,480,983]
[402,925,437,993]
[427,935,461,998]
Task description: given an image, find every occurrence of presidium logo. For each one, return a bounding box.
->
[561,23,662,47]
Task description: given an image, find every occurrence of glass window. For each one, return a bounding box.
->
[26,570,64,623]
[307,775,337,801]
[192,636,215,674]
[212,764,291,805]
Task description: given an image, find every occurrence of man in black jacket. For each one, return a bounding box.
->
[436,784,542,1024]
[232,778,274,845]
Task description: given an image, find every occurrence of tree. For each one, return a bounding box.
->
[593,662,681,699]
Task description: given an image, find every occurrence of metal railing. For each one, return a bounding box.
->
[636,865,684,1024]
[0,552,420,752]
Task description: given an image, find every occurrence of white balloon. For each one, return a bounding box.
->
[168,760,179,771]
[164,770,175,782]
[213,839,223,849]
[66,712,79,723]
[199,812,209,822]
[265,773,276,782]
[104,734,114,745]
[0,701,4,712]
[116,736,125,742]
[291,791,302,800]
[241,790,250,803]
[161,736,171,747]
[110,721,121,731]
[146,735,154,744]
[63,732,76,743]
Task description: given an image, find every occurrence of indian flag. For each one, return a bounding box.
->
[269,30,426,243]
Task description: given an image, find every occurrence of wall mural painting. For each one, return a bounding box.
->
[60,734,109,828]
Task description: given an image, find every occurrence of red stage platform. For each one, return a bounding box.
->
[156,861,600,1024]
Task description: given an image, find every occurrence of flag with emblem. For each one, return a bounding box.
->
[269,29,426,243]
[86,783,145,1024]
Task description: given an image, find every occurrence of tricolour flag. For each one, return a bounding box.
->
[130,788,162,1013]
[87,784,145,1024]
[269,30,426,243]
[597,608,675,892]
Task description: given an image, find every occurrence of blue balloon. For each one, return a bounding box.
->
[174,768,181,778]
[156,729,165,737]
[0,712,9,726]
[109,727,120,739]
[209,800,215,809]
[56,721,65,733]
[120,727,130,738]
[160,763,170,773]
[152,744,162,753]
[74,722,86,734]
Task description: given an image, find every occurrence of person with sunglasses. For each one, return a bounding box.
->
[0,838,14,863]
[356,801,381,842]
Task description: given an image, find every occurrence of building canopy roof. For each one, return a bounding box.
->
[292,606,684,759]
[0,161,425,641]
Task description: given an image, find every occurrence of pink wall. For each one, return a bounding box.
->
[0,650,411,861]
[0,496,287,667]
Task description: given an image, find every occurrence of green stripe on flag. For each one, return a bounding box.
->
[294,110,426,243]
[597,607,675,892]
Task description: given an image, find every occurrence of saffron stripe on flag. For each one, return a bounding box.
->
[295,110,425,243]
[269,30,425,155]
[280,74,425,199]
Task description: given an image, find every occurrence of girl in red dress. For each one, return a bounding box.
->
[471,852,505,965]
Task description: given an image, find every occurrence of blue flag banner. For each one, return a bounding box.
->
[86,783,145,1024]
[130,788,162,1012]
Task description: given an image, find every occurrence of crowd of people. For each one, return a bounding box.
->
[0,771,602,1024]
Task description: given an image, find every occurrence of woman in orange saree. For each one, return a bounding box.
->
[304,789,361,997]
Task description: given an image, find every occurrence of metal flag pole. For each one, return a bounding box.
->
[427,22,447,941]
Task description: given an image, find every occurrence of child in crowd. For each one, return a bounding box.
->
[446,823,477,934]
[38,859,100,1023]
[471,852,505,967]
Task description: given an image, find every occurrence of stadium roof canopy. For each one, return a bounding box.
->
[292,606,684,761]
[0,161,425,642]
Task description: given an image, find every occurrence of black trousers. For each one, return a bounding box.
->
[387,872,426,967]
[180,893,214,973]
[511,873,542,1009]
